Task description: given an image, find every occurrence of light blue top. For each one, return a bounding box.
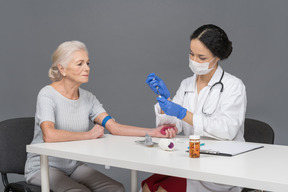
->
[24,85,106,181]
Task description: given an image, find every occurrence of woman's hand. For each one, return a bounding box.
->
[146,73,171,99]
[152,124,178,138]
[88,124,104,139]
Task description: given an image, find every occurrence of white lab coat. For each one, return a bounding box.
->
[154,66,247,192]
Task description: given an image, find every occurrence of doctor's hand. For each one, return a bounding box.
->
[146,73,171,99]
[157,97,187,120]
[153,124,178,138]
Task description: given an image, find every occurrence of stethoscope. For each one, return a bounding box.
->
[185,70,224,116]
[202,70,225,116]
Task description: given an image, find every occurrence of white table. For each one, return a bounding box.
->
[27,134,288,192]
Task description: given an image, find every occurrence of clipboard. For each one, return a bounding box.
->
[199,141,264,156]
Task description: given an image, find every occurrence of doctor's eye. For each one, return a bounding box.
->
[189,53,195,59]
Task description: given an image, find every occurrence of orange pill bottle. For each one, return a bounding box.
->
[189,135,200,158]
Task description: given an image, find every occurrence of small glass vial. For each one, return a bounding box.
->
[189,135,200,158]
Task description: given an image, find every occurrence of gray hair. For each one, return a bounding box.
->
[48,40,88,82]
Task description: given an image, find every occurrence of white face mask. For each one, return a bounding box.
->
[189,57,216,75]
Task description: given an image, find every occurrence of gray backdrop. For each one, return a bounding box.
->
[1,0,287,191]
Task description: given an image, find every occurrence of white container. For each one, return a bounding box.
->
[158,139,175,151]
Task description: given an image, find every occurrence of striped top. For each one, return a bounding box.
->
[24,85,106,181]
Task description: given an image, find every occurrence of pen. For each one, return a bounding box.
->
[188,143,205,149]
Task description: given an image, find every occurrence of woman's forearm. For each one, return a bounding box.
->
[182,110,193,126]
[41,121,98,143]
[106,121,152,136]
[42,128,92,142]
[105,120,175,138]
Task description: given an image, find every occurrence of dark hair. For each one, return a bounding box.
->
[190,24,232,60]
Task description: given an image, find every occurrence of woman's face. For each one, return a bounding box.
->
[63,50,90,84]
[189,39,218,67]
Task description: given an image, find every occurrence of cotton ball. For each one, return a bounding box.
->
[158,139,175,151]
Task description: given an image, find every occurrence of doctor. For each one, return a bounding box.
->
[142,24,247,192]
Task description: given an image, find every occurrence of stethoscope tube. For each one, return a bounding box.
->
[209,70,224,92]
[183,70,225,116]
[202,70,225,116]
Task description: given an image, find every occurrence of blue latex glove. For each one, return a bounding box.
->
[157,97,187,120]
[145,73,171,99]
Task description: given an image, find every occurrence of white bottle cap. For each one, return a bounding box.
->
[189,135,200,140]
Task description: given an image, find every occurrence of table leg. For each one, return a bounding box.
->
[40,155,50,192]
[131,170,137,192]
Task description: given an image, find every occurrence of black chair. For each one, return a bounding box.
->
[244,118,274,144]
[0,117,42,192]
[242,118,275,192]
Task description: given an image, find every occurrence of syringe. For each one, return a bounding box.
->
[153,77,161,97]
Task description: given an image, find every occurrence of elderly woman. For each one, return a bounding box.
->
[25,41,177,192]
[143,24,247,192]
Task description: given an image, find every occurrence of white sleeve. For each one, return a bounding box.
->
[154,103,181,132]
[193,78,247,140]
[35,90,56,126]
[154,79,188,134]
[88,93,106,122]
